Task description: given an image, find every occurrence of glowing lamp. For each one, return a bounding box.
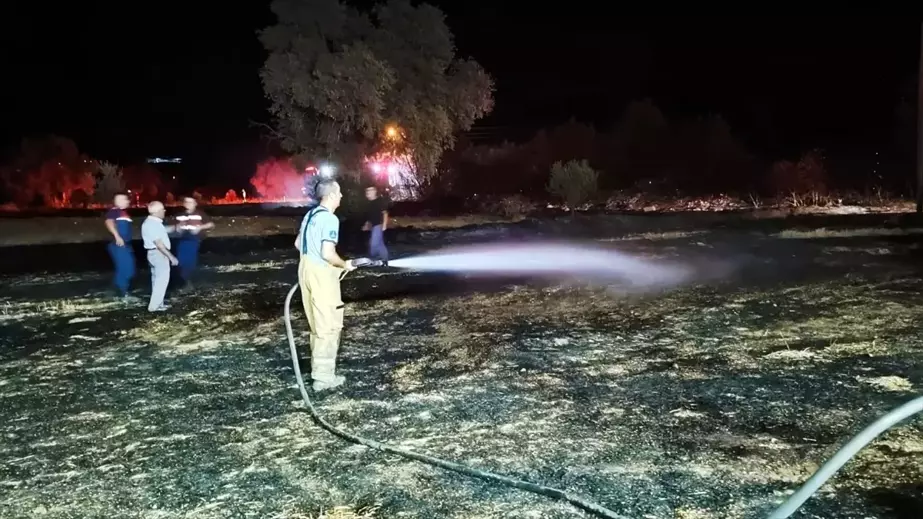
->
[318,164,335,177]
[370,162,382,173]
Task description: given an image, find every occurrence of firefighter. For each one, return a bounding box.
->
[294,179,358,391]
[173,196,214,291]
[104,193,139,302]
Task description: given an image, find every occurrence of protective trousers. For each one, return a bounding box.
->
[108,243,136,295]
[176,237,200,282]
[298,256,344,384]
[147,250,171,311]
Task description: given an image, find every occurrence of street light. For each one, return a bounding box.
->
[385,125,399,140]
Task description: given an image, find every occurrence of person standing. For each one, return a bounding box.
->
[104,193,139,302]
[362,185,389,266]
[173,196,214,291]
[141,201,178,312]
[295,180,358,391]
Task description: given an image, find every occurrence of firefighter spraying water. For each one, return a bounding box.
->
[288,168,923,519]
[294,166,383,392]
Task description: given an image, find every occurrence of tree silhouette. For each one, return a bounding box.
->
[259,0,494,180]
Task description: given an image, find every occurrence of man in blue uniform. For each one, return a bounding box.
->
[172,196,214,291]
[104,193,139,302]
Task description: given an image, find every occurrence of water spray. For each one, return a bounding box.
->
[389,243,689,282]
[283,245,923,518]
[386,243,703,298]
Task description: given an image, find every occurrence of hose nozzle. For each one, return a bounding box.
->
[351,257,384,268]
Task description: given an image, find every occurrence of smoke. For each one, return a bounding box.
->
[387,242,722,293]
[249,158,305,203]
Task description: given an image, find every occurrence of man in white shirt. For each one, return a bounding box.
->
[141,201,178,312]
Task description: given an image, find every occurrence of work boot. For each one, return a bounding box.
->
[312,375,345,392]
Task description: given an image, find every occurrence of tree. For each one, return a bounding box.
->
[0,135,96,207]
[95,161,126,204]
[122,164,164,203]
[547,159,599,216]
[548,119,597,166]
[608,99,670,186]
[259,0,494,181]
[767,149,828,200]
[670,115,755,193]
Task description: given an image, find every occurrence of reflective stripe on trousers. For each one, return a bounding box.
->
[297,255,344,383]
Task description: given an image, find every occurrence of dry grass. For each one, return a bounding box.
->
[0,214,512,247]
[775,227,923,239]
[1,227,922,518]
[599,230,711,242]
[269,501,382,519]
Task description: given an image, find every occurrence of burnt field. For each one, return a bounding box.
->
[1,214,922,518]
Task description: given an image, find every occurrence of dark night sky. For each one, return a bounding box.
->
[2,4,922,188]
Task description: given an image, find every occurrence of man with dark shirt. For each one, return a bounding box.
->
[362,186,389,265]
[172,196,214,291]
[103,193,139,302]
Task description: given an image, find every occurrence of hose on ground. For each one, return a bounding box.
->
[284,283,922,518]
[767,394,923,518]
[284,283,629,519]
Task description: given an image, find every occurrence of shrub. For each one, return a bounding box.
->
[488,194,536,218]
[70,189,90,208]
[94,161,125,204]
[547,159,599,216]
[767,149,828,203]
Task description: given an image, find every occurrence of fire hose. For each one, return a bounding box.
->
[283,266,923,518]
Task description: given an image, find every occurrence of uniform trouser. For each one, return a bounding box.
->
[298,256,345,383]
[369,225,389,262]
[107,242,136,295]
[176,238,200,282]
[147,250,171,311]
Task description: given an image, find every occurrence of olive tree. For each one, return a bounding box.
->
[259,0,494,181]
[547,159,599,216]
